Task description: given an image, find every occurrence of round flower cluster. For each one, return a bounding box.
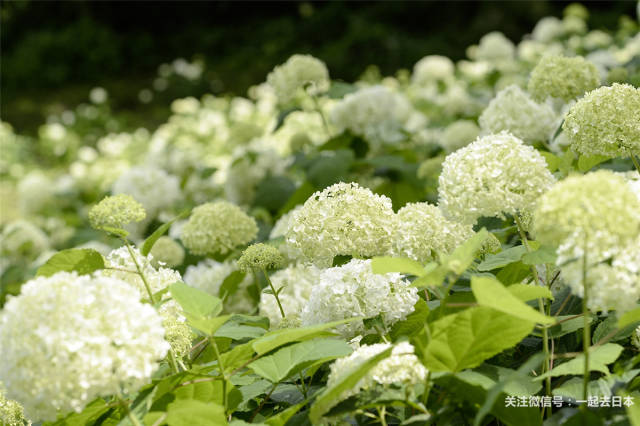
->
[563,83,640,157]
[326,342,427,402]
[412,55,455,85]
[479,85,557,144]
[266,54,330,104]
[528,55,600,101]
[438,132,556,224]
[533,170,640,264]
[0,272,169,421]
[259,263,321,328]
[149,236,185,268]
[181,201,258,256]
[393,202,474,263]
[268,206,304,261]
[237,243,285,272]
[112,166,181,218]
[285,183,396,265]
[301,259,419,338]
[329,86,412,150]
[472,31,516,62]
[440,120,480,153]
[0,385,29,426]
[158,300,194,358]
[0,220,49,259]
[88,194,146,230]
[184,259,254,313]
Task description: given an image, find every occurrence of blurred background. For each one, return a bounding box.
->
[2,0,636,134]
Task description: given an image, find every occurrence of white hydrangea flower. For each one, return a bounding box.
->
[267,54,330,104]
[438,132,556,225]
[531,16,566,42]
[184,259,254,314]
[393,203,474,263]
[472,31,516,62]
[330,86,412,151]
[0,383,30,426]
[1,220,50,260]
[259,263,321,328]
[17,172,55,215]
[618,171,640,201]
[301,259,419,338]
[112,166,181,218]
[269,207,304,262]
[440,120,480,153]
[0,272,169,421]
[327,342,427,402]
[412,55,455,85]
[285,182,396,266]
[479,85,557,144]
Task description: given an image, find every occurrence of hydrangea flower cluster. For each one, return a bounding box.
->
[259,263,321,328]
[0,272,169,421]
[528,55,600,101]
[285,183,396,265]
[149,236,185,268]
[326,342,427,402]
[393,202,474,263]
[237,243,285,272]
[479,85,557,144]
[88,194,146,230]
[301,259,419,338]
[533,170,640,265]
[181,201,258,256]
[266,54,330,103]
[412,55,455,85]
[440,120,480,153]
[438,132,556,224]
[563,83,640,157]
[330,86,412,150]
[0,385,29,426]
[112,166,181,218]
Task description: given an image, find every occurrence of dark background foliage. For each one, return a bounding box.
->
[2,0,636,132]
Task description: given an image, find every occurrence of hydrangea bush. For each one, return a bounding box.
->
[2,3,640,425]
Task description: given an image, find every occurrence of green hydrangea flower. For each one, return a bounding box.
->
[88,194,146,230]
[181,201,258,256]
[237,243,284,272]
[528,55,600,101]
[150,236,185,268]
[563,83,640,157]
[267,54,330,104]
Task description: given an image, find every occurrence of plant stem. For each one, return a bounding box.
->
[312,94,331,137]
[123,239,156,304]
[582,246,590,401]
[262,268,286,319]
[377,405,388,426]
[629,150,640,173]
[210,336,228,412]
[118,395,143,426]
[438,274,458,318]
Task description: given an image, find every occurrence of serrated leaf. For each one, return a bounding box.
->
[477,246,527,271]
[165,399,226,426]
[371,256,425,277]
[141,210,190,256]
[36,248,104,277]
[593,315,637,344]
[249,338,352,383]
[578,154,610,172]
[252,318,360,355]
[521,245,557,265]
[618,306,640,329]
[442,229,489,275]
[309,347,392,423]
[170,281,222,319]
[472,276,555,324]
[536,343,624,380]
[507,284,554,302]
[420,307,535,372]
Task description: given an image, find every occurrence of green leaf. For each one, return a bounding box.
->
[309,346,392,423]
[219,271,246,301]
[477,246,527,271]
[411,263,448,288]
[170,281,222,318]
[454,364,542,396]
[215,323,266,340]
[371,256,425,277]
[101,226,129,238]
[265,401,307,426]
[420,307,535,372]
[507,284,554,302]
[327,81,358,98]
[536,343,624,380]
[593,315,637,344]
[185,314,231,337]
[272,107,302,133]
[165,399,226,426]
[471,276,555,324]
[542,315,592,338]
[539,151,560,172]
[252,318,360,355]
[578,154,610,172]
[618,306,640,329]
[521,245,557,265]
[36,249,104,277]
[307,150,354,189]
[49,399,111,426]
[141,210,190,256]
[442,229,489,275]
[249,338,352,383]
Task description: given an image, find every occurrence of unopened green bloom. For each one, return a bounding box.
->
[150,236,185,268]
[237,243,284,272]
[528,55,600,101]
[267,54,330,104]
[181,201,258,256]
[440,120,480,153]
[0,385,29,426]
[533,170,640,263]
[88,194,146,230]
[479,85,557,144]
[563,83,640,157]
